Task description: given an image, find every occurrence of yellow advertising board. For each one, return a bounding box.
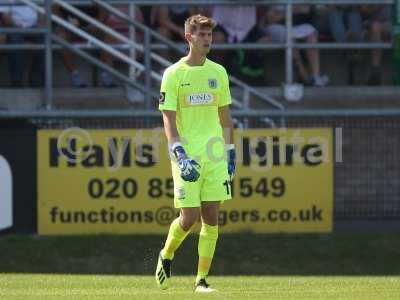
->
[38,128,333,234]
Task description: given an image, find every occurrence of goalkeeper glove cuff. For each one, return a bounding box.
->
[227,144,236,180]
[171,142,187,162]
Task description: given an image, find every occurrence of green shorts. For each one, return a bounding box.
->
[171,159,232,208]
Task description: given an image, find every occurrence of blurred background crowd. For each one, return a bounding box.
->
[0,3,393,88]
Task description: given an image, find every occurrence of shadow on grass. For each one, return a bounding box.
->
[0,233,399,275]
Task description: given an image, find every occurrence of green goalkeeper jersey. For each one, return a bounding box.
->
[159,57,232,163]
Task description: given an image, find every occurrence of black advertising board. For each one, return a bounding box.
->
[0,119,36,234]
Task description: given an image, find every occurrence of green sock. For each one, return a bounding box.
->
[196,223,218,283]
[161,218,190,260]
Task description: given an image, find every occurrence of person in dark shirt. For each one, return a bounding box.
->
[54,3,114,87]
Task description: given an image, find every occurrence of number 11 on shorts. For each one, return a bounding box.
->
[223,179,233,196]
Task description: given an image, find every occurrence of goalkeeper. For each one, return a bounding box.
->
[155,14,235,293]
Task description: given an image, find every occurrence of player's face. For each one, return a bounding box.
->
[190,27,213,55]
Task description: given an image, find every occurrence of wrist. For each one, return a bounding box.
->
[227,144,236,161]
[226,144,235,151]
[171,142,187,161]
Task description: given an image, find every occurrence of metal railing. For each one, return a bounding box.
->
[0,0,285,111]
[22,0,162,109]
[0,0,396,116]
[94,0,284,110]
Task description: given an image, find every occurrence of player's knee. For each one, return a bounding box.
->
[179,214,198,231]
[179,207,200,230]
[202,217,218,226]
[180,219,196,231]
[201,204,220,226]
[201,212,219,226]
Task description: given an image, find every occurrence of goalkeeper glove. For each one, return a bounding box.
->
[227,144,236,181]
[171,142,200,182]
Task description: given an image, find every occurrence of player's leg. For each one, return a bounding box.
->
[195,202,220,293]
[155,162,202,289]
[194,161,232,292]
[156,208,199,289]
[161,208,198,261]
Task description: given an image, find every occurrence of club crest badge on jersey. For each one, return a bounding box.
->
[208,79,217,89]
[176,187,185,199]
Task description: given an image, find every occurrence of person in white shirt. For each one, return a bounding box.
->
[260,5,329,87]
[0,4,43,87]
[211,6,271,85]
[0,4,38,28]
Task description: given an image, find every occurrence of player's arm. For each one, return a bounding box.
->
[161,110,180,145]
[219,105,236,180]
[219,65,235,180]
[218,105,234,145]
[161,110,200,182]
[159,68,181,147]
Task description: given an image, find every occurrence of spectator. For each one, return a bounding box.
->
[212,5,271,85]
[0,4,44,87]
[326,5,363,43]
[260,5,329,87]
[152,5,209,62]
[312,5,363,85]
[0,32,4,42]
[105,4,144,43]
[361,5,392,85]
[54,3,113,87]
[0,32,4,86]
[103,4,144,85]
[0,11,6,72]
[0,30,5,64]
[139,5,154,28]
[155,5,211,41]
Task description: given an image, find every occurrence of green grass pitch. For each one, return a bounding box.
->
[1,234,400,299]
[1,274,400,299]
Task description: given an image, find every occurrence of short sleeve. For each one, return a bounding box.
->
[159,68,178,111]
[218,68,232,107]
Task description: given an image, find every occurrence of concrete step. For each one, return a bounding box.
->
[1,86,400,111]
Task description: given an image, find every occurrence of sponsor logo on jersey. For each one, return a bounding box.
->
[176,187,185,199]
[186,93,214,105]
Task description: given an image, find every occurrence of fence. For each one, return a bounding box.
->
[0,0,397,112]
